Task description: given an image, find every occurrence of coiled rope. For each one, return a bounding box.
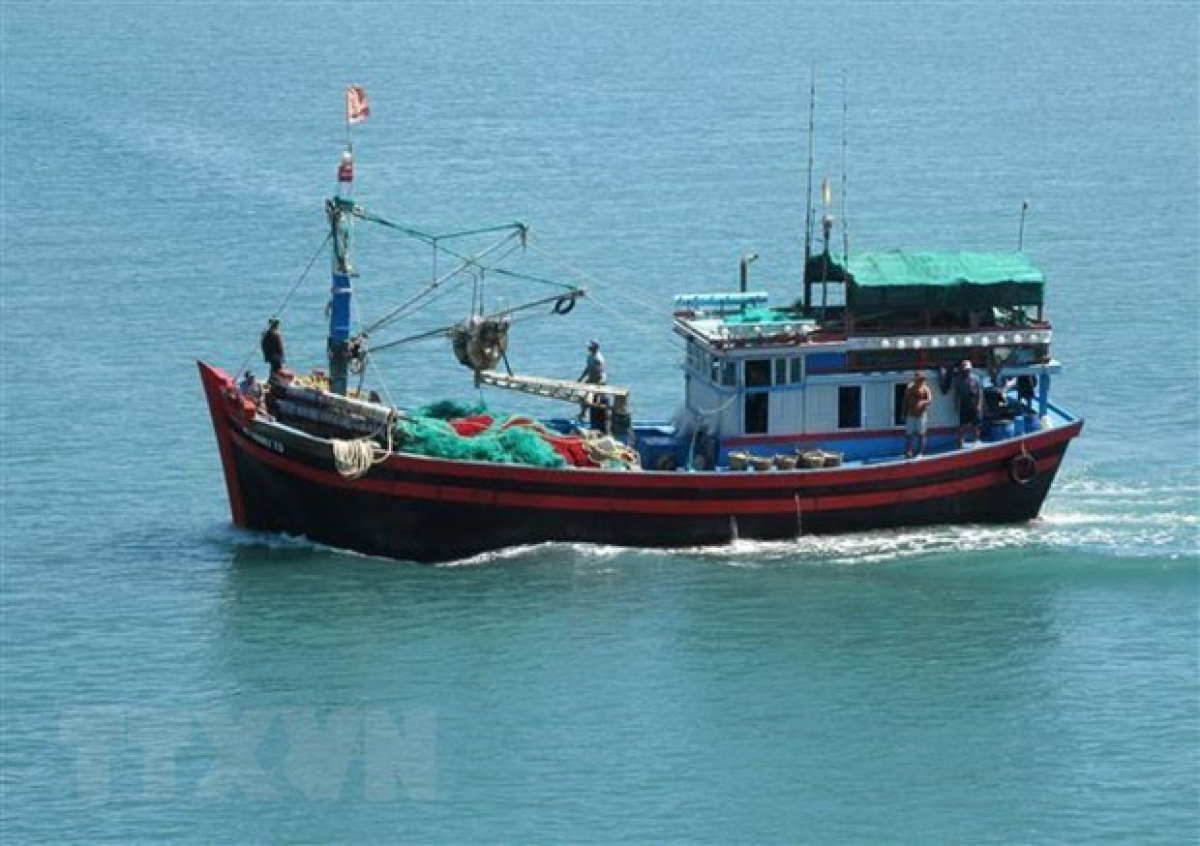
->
[331,438,376,479]
[331,420,395,480]
[582,432,641,471]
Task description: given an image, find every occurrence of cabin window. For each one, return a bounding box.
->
[838,385,863,429]
[773,357,803,385]
[745,359,771,388]
[806,352,848,374]
[790,357,803,383]
[718,360,738,386]
[893,383,907,426]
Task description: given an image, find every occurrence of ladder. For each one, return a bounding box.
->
[476,370,630,412]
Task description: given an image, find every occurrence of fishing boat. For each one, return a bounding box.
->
[198,92,1083,563]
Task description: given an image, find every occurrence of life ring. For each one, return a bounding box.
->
[1008,452,1038,485]
[553,296,576,315]
[656,454,678,471]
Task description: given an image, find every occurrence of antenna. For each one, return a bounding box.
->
[1018,200,1029,251]
[840,69,849,263]
[803,66,816,307]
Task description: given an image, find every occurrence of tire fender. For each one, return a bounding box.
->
[1008,452,1038,485]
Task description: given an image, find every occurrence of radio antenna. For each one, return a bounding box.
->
[803,66,817,305]
[804,69,817,265]
[840,69,849,263]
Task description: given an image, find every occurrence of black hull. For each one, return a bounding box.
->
[201,362,1082,563]
[232,452,1061,561]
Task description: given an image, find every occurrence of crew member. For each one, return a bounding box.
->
[261,317,285,378]
[579,339,606,385]
[956,360,983,448]
[903,370,932,458]
[239,370,263,403]
[588,394,612,435]
[577,339,608,423]
[1016,373,1038,413]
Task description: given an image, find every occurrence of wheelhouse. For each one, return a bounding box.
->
[672,250,1061,463]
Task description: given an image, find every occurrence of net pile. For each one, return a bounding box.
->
[393,400,640,470]
[394,401,560,468]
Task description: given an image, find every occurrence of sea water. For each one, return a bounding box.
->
[2,2,1197,842]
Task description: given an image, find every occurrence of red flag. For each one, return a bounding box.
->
[346,85,370,124]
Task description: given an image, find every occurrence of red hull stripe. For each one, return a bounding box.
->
[353,423,1078,491]
[301,434,1070,499]
[392,424,1078,491]
[228,423,1066,517]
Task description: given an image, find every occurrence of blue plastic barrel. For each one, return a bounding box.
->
[986,420,1016,441]
[1023,413,1042,433]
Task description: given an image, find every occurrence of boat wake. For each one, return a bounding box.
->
[216,510,1194,569]
[657,527,1051,567]
[211,470,1196,568]
[438,527,1050,570]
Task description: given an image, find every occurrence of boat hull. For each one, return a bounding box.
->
[200,362,1083,563]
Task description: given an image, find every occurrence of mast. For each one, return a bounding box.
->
[328,85,370,396]
[327,149,356,395]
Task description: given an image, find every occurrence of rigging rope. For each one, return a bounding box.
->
[276,231,335,318]
[236,230,333,377]
[361,228,527,336]
[354,210,527,266]
[524,236,686,357]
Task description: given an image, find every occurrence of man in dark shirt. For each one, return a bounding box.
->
[956,360,983,448]
[261,318,285,379]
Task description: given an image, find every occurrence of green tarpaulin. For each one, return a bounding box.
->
[844,251,1045,311]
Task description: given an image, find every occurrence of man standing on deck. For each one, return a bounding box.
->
[577,339,607,423]
[955,360,984,448]
[903,371,932,458]
[239,370,263,403]
[579,339,607,386]
[261,318,285,379]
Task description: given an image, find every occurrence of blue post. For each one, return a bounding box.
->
[327,150,356,395]
[1037,372,1050,418]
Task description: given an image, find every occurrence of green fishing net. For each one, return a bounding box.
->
[394,412,567,468]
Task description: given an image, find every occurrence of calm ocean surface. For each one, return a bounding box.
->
[3,2,1197,842]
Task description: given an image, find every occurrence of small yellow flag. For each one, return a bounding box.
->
[821,176,832,206]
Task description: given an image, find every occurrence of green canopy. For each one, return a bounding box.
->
[845,251,1045,311]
